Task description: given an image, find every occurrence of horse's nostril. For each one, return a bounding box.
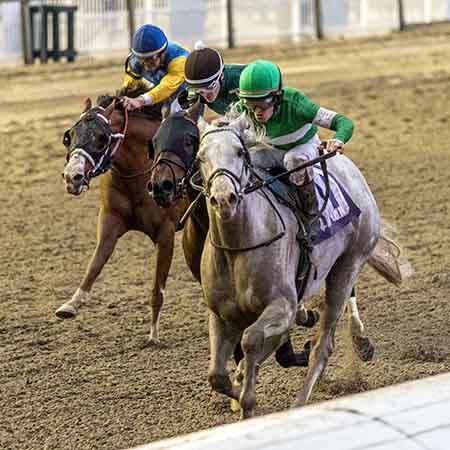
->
[73,173,84,183]
[229,192,238,205]
[210,196,218,208]
[162,180,174,192]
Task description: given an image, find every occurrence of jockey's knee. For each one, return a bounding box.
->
[284,152,315,185]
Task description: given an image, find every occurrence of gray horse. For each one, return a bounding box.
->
[196,114,409,419]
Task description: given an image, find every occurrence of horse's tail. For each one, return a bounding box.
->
[367,220,414,286]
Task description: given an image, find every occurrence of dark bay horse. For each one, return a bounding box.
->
[57,95,188,344]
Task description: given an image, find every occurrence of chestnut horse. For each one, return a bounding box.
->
[57,95,188,344]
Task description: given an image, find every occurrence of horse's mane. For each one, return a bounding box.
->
[207,104,272,149]
[96,86,162,121]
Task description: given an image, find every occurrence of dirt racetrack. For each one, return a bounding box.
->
[2,25,450,450]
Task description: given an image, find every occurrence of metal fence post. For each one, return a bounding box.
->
[398,0,405,31]
[226,0,235,48]
[126,0,135,47]
[20,0,33,64]
[313,0,323,40]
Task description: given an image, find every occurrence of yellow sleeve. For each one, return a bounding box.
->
[122,73,139,89]
[145,56,186,105]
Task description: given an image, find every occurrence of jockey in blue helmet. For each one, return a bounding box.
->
[122,24,189,112]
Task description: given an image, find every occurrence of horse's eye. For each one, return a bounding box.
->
[63,130,71,147]
[237,148,244,158]
[97,133,108,146]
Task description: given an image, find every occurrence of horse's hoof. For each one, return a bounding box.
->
[352,335,375,362]
[295,309,320,328]
[240,409,255,420]
[230,398,240,413]
[304,309,320,328]
[55,304,78,319]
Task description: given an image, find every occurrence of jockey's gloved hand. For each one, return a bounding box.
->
[122,95,147,111]
[325,139,344,154]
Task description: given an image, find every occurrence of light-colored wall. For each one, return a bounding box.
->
[2,0,450,61]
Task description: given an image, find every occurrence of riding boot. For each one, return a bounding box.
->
[297,178,321,243]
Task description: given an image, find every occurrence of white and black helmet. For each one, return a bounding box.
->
[185,41,224,89]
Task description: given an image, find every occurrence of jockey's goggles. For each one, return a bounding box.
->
[243,96,276,112]
[190,77,221,94]
[138,52,163,63]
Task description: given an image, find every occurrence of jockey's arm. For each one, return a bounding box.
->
[142,56,187,105]
[305,97,354,149]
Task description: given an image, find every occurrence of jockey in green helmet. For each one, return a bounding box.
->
[238,59,354,238]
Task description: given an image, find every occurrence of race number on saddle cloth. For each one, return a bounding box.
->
[312,165,361,243]
[237,59,355,240]
[122,24,189,113]
[183,42,246,115]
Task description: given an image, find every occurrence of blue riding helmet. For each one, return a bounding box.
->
[131,24,168,58]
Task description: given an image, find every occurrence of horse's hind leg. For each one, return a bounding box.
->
[294,263,360,407]
[55,209,126,319]
[148,224,175,345]
[208,311,242,402]
[240,297,295,419]
[347,287,375,362]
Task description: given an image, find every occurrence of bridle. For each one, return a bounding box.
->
[63,104,128,187]
[196,128,252,206]
[150,113,199,201]
[190,127,338,252]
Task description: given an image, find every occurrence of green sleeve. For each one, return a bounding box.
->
[297,92,321,122]
[330,114,354,143]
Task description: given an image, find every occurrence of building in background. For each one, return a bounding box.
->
[2,0,450,62]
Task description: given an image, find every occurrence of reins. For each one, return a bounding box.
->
[191,127,337,252]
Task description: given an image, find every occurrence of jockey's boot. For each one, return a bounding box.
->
[297,178,321,243]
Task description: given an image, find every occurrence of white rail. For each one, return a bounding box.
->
[127,372,450,450]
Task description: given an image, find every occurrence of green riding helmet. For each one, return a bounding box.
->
[239,59,282,99]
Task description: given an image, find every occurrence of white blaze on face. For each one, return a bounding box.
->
[202,132,243,220]
[64,150,88,195]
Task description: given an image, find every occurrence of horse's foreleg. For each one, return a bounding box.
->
[148,224,175,345]
[207,311,241,402]
[294,267,357,407]
[347,287,375,362]
[240,297,295,419]
[55,210,126,319]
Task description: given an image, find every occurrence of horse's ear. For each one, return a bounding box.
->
[186,97,203,124]
[104,100,115,118]
[83,97,92,113]
[161,104,170,120]
[230,116,247,133]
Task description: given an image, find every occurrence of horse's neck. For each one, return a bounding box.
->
[111,112,158,174]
